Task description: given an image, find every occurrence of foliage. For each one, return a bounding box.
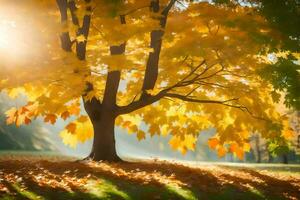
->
[213,0,300,110]
[0,0,298,159]
[259,56,300,110]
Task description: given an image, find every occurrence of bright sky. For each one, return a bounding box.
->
[0,20,24,56]
[0,3,46,62]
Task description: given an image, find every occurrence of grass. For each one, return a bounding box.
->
[0,154,299,200]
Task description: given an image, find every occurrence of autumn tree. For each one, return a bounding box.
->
[0,0,297,161]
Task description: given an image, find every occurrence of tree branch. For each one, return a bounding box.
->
[102,15,127,110]
[56,0,72,51]
[117,90,166,114]
[140,0,176,99]
[164,93,268,121]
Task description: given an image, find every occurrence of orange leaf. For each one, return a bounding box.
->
[61,111,70,120]
[44,114,57,124]
[68,103,80,116]
[235,148,245,160]
[24,117,32,125]
[208,138,219,149]
[230,143,245,160]
[217,146,227,157]
[229,143,238,153]
[66,123,77,134]
[123,121,131,127]
[77,115,89,123]
[282,129,294,139]
[20,107,29,114]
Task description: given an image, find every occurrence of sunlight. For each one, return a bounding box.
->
[0,2,45,62]
[0,20,27,57]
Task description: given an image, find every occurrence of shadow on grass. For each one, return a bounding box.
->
[0,159,299,200]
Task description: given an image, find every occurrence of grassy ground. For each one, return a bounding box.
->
[0,154,299,200]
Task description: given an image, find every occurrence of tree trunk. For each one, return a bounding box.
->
[266,143,273,163]
[88,111,121,162]
[282,154,288,164]
[255,135,261,163]
[83,98,122,162]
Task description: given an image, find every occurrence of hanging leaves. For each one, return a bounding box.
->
[44,114,57,125]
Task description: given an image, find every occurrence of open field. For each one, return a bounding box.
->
[0,154,299,200]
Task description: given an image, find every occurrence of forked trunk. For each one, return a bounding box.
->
[88,111,121,162]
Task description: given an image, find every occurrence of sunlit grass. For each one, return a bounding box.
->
[166,184,198,200]
[86,179,131,199]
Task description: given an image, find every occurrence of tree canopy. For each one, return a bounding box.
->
[0,0,298,160]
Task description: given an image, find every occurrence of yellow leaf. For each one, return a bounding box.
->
[76,34,86,42]
[59,130,77,148]
[137,130,146,141]
[243,143,251,152]
[5,107,17,125]
[7,88,24,99]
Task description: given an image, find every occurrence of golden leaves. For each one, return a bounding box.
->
[137,130,146,141]
[7,88,24,99]
[5,102,38,127]
[169,135,196,155]
[68,102,81,116]
[117,114,147,140]
[0,0,295,160]
[207,138,227,158]
[5,107,18,125]
[207,137,250,159]
[229,143,245,160]
[76,35,86,42]
[217,146,227,157]
[60,115,93,148]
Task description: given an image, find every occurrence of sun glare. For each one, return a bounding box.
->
[0,4,41,61]
[0,20,24,55]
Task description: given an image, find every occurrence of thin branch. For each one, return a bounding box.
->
[164,93,268,121]
[196,81,228,88]
[175,0,188,9]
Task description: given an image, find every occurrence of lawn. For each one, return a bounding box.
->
[0,154,299,200]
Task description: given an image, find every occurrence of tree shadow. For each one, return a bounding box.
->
[0,159,299,200]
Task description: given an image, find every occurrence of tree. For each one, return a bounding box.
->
[0,0,297,161]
